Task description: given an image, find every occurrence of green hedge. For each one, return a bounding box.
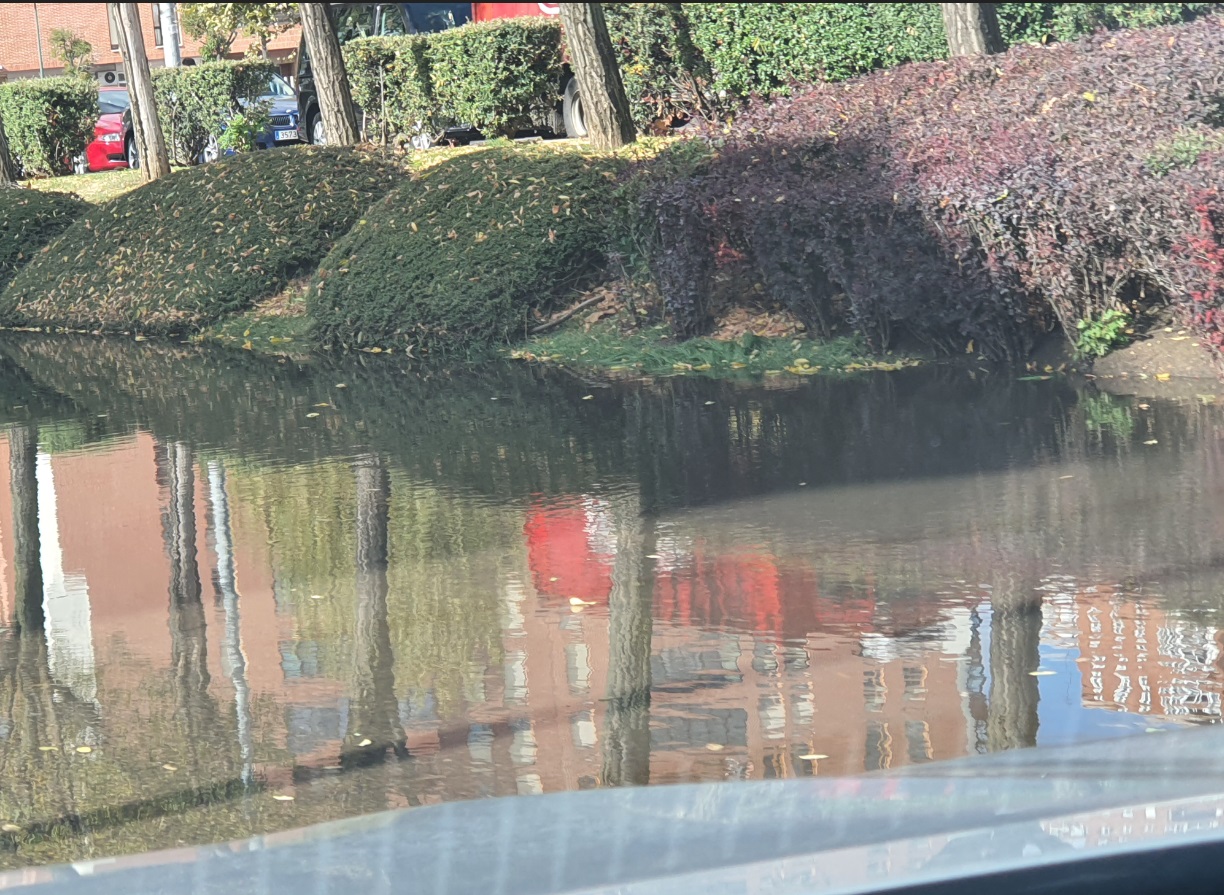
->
[428,18,562,136]
[0,189,87,290]
[995,2,1217,45]
[0,78,97,176]
[0,148,407,334]
[152,60,275,166]
[309,145,624,351]
[343,36,437,141]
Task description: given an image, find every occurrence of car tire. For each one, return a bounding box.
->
[310,114,326,146]
[126,136,140,170]
[562,77,586,139]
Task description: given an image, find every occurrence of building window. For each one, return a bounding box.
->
[108,5,120,50]
[151,4,164,48]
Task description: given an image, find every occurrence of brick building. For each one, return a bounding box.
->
[0,3,301,83]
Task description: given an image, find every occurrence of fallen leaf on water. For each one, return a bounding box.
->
[1059,475,1074,480]
[1028,670,1056,676]
[646,554,663,559]
[799,753,829,761]
[38,746,57,752]
[306,412,320,418]
[358,738,373,747]
[272,794,295,801]
[75,745,93,753]
[313,403,331,408]
[569,597,595,606]
[1155,372,1172,382]
[1145,728,1163,734]
[705,743,725,752]
[704,401,715,406]
[1,824,19,833]
[162,764,177,771]
[335,383,347,389]
[1144,439,1159,445]
[582,395,594,400]
[1138,403,1150,410]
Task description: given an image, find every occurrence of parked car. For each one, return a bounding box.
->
[73,87,134,174]
[201,73,304,163]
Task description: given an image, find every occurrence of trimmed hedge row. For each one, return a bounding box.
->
[0,189,88,290]
[602,2,1216,125]
[0,78,97,177]
[309,145,625,351]
[152,60,276,166]
[0,148,407,333]
[646,14,1224,366]
[344,18,561,140]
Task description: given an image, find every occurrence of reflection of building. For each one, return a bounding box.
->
[1074,587,1224,721]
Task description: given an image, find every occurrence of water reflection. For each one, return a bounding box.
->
[0,334,1221,868]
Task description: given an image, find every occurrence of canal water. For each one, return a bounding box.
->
[0,333,1221,868]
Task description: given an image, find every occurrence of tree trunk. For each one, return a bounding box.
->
[111,3,171,180]
[558,3,635,150]
[9,425,43,634]
[343,454,403,768]
[298,2,360,146]
[160,3,182,68]
[600,502,653,787]
[0,114,17,185]
[941,3,1005,56]
[986,578,1041,751]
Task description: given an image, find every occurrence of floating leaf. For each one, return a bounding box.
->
[75,745,93,753]
[799,753,829,761]
[272,794,295,801]
[705,743,725,752]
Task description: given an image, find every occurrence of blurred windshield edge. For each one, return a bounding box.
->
[9,725,1224,895]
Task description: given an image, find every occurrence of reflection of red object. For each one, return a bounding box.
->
[655,548,876,639]
[525,501,613,603]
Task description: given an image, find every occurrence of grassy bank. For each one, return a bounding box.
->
[511,315,919,378]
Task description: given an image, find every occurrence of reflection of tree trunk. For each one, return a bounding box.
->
[342,454,403,769]
[158,441,216,778]
[601,506,654,788]
[209,460,254,788]
[986,580,1041,751]
[10,424,43,633]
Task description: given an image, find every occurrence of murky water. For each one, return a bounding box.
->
[0,333,1222,869]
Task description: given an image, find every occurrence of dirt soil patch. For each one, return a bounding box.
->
[1093,321,1220,398]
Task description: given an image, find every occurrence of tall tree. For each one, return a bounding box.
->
[9,425,42,633]
[298,2,359,146]
[0,115,16,185]
[109,4,171,180]
[941,3,1005,56]
[558,3,635,150]
[159,4,182,68]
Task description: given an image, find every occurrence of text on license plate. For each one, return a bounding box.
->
[275,129,298,141]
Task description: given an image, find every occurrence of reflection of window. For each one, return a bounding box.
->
[903,665,927,701]
[377,5,409,35]
[151,4,164,47]
[906,720,932,763]
[334,4,377,43]
[863,669,886,712]
[865,720,892,770]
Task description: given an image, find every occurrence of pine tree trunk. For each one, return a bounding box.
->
[160,3,182,68]
[559,3,635,150]
[111,3,171,180]
[0,114,17,185]
[941,3,1005,56]
[299,2,360,146]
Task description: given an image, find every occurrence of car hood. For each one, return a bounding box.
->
[260,96,299,116]
[8,726,1224,895]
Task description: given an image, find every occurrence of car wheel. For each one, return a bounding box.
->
[562,77,586,139]
[72,153,89,176]
[202,135,220,164]
[126,136,140,170]
[310,115,326,146]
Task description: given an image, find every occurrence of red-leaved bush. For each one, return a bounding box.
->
[646,15,1224,366]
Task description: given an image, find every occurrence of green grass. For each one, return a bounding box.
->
[25,168,147,205]
[511,319,921,378]
[0,188,87,291]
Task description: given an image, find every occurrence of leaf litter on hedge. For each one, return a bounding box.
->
[0,147,409,335]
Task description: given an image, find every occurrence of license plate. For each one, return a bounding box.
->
[275,129,298,141]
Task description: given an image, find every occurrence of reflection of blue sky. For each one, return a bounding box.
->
[979,604,1186,749]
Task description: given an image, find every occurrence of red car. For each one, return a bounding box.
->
[75,87,134,174]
